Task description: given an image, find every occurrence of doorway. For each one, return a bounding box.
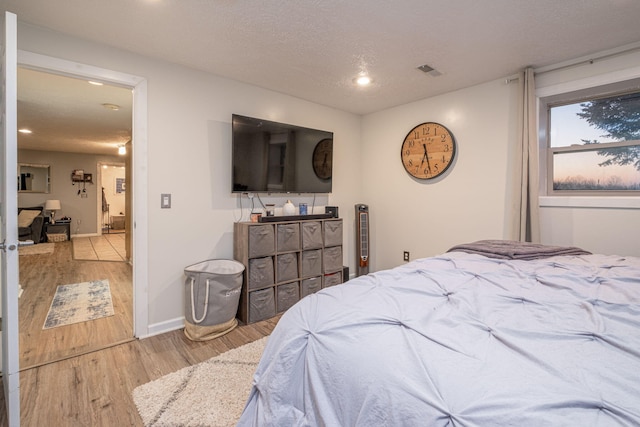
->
[16,51,148,367]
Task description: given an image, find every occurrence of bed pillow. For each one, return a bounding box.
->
[18,209,41,228]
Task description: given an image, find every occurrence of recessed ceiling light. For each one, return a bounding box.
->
[355,75,372,86]
[102,103,120,111]
[88,81,103,86]
[18,128,32,134]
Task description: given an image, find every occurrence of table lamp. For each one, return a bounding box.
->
[45,199,61,223]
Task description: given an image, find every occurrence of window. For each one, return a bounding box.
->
[541,81,640,195]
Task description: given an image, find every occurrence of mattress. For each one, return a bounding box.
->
[238,250,640,426]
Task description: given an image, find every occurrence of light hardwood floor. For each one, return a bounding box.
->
[18,240,133,369]
[1,315,278,426]
[1,239,279,426]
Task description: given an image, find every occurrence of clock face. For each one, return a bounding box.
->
[401,122,456,179]
[312,138,333,180]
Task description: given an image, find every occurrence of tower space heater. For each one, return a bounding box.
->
[355,204,369,276]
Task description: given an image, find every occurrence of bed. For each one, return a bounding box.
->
[237,241,640,426]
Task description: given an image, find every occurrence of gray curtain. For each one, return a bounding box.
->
[513,68,540,242]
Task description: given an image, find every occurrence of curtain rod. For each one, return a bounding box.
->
[504,42,640,85]
[534,42,640,76]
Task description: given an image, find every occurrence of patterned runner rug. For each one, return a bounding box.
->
[133,337,268,427]
[43,279,115,329]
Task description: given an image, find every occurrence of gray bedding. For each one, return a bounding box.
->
[238,251,640,426]
[447,239,592,260]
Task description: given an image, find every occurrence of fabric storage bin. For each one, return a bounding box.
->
[276,281,300,313]
[249,287,276,323]
[324,220,343,247]
[301,249,322,278]
[248,224,275,258]
[323,246,342,273]
[183,259,244,341]
[301,277,322,298]
[276,253,298,283]
[323,271,342,288]
[248,256,274,289]
[277,223,300,252]
[301,221,323,249]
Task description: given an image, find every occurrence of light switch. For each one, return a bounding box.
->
[161,193,171,209]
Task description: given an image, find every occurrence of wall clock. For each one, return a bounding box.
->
[401,122,456,179]
[312,138,333,180]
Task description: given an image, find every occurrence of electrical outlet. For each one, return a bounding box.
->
[403,251,410,262]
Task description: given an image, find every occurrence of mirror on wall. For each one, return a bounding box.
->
[18,163,50,193]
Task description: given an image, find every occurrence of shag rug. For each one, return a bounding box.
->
[43,279,115,329]
[19,242,55,256]
[133,336,268,427]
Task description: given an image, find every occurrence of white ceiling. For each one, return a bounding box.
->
[18,68,132,155]
[8,0,640,154]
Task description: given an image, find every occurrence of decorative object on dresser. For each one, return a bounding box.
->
[234,217,343,324]
[283,199,296,216]
[325,205,339,218]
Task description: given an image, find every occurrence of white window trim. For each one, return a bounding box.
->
[539,196,640,209]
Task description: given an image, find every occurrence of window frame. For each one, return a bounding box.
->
[539,78,640,197]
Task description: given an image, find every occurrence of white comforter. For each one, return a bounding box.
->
[238,252,640,426]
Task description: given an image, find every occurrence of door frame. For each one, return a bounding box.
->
[97,161,126,236]
[17,51,149,337]
[2,11,20,426]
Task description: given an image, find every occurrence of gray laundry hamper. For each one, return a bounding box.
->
[183,259,244,341]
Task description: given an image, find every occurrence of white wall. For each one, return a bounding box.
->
[361,79,520,271]
[18,23,362,332]
[360,46,640,270]
[17,22,640,335]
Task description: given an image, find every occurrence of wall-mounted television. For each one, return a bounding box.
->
[232,114,333,193]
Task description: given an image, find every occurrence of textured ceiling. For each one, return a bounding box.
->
[7,0,640,153]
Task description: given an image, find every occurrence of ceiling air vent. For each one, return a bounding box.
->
[417,63,442,77]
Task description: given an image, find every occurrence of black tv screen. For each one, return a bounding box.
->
[232,114,333,193]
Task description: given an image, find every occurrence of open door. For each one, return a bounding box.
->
[1,10,21,426]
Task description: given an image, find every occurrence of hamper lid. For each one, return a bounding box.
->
[184,259,245,275]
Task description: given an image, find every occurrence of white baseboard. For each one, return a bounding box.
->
[139,316,185,339]
[70,233,100,239]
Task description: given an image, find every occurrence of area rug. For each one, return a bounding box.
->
[43,279,115,329]
[18,242,55,256]
[133,336,268,427]
[72,234,126,261]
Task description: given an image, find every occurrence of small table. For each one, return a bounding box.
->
[45,221,71,241]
